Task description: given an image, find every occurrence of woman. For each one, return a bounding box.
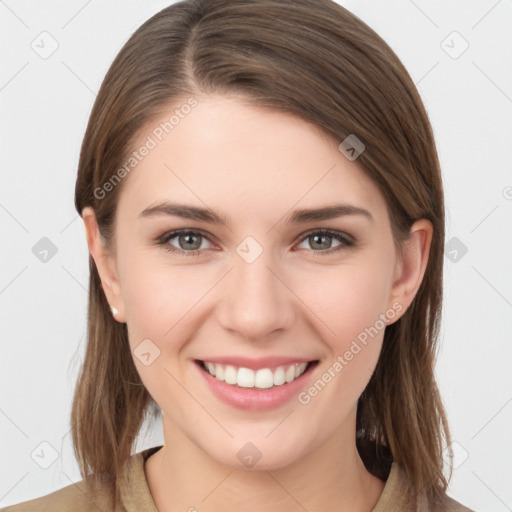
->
[3,0,475,510]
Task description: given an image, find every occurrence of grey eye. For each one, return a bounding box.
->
[178,233,202,250]
[297,233,343,251]
[166,231,211,252]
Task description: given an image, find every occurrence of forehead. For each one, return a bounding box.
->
[116,94,388,226]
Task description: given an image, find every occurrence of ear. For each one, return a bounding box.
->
[82,206,126,323]
[387,219,433,322]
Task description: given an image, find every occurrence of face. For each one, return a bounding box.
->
[92,93,412,470]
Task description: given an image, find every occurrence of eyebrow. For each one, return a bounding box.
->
[138,201,374,226]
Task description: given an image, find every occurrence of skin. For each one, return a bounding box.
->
[83,93,432,512]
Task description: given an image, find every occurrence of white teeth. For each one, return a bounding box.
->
[254,368,274,389]
[285,365,295,383]
[214,364,224,381]
[237,367,255,387]
[295,362,307,378]
[224,365,237,385]
[202,361,310,388]
[273,366,285,385]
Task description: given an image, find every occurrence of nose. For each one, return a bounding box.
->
[217,250,295,341]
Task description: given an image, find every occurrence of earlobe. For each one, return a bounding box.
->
[82,207,126,323]
[387,219,433,319]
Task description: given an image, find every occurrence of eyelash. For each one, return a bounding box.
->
[156,228,356,257]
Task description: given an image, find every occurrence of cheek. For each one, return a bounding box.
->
[295,258,393,348]
[118,256,208,400]
[119,247,208,339]
[293,263,392,420]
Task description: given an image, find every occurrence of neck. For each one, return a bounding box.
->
[145,414,385,512]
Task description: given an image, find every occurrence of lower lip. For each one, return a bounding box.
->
[194,360,318,411]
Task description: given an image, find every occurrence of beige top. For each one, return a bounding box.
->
[1,445,475,511]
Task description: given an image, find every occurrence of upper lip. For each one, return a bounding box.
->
[196,356,317,370]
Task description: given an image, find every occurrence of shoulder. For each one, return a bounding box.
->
[1,446,161,512]
[374,462,476,512]
[0,475,114,512]
[444,493,476,512]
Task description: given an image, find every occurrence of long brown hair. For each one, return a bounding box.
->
[73,0,451,507]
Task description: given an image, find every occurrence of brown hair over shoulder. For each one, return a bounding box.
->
[73,0,451,508]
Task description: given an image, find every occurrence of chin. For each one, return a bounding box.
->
[201,433,311,472]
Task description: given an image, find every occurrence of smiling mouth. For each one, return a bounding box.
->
[195,359,319,390]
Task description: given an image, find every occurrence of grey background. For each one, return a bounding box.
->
[1,0,511,510]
